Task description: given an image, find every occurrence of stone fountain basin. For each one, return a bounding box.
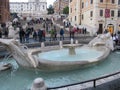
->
[32,46,110,71]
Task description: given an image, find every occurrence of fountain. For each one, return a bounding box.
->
[63,38,82,55]
[0,32,119,90]
[0,32,114,71]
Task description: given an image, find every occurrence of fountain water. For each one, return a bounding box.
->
[71,38,74,45]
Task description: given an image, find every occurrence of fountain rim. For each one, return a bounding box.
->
[32,45,111,68]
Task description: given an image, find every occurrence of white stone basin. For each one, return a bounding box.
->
[32,45,110,71]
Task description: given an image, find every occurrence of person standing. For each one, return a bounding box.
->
[38,29,43,42]
[25,28,31,43]
[60,28,64,40]
[84,28,87,34]
[49,29,54,41]
[54,26,57,40]
[0,28,2,38]
[19,27,25,43]
[4,26,9,38]
[33,30,38,41]
[71,27,75,39]
[69,26,72,39]
[112,34,118,45]
[42,28,46,41]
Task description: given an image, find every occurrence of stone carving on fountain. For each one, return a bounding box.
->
[88,32,114,51]
[0,39,39,68]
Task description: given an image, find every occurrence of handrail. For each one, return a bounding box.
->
[47,70,120,90]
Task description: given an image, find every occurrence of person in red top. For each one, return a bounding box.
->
[42,28,46,41]
[71,27,76,39]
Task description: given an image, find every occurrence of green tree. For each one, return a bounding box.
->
[63,6,69,14]
[47,5,54,14]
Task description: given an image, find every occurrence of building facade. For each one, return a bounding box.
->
[69,0,120,35]
[117,0,120,32]
[10,0,47,17]
[53,0,69,14]
[0,0,10,24]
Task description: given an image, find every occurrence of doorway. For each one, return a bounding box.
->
[98,24,103,34]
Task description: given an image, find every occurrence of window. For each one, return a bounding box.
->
[111,10,114,17]
[100,10,103,16]
[75,16,76,21]
[21,8,23,11]
[82,2,84,8]
[118,10,120,17]
[112,0,115,4]
[91,0,93,4]
[43,5,44,9]
[90,11,93,17]
[100,0,103,3]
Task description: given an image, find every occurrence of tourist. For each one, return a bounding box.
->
[25,27,31,43]
[84,28,87,34]
[33,30,38,41]
[42,29,46,41]
[69,26,72,39]
[19,27,25,43]
[38,29,43,42]
[0,28,2,38]
[3,25,9,38]
[54,26,57,40]
[49,28,54,41]
[60,28,64,40]
[112,34,118,45]
[71,27,75,39]
[118,32,120,45]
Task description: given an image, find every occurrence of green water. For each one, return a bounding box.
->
[0,51,120,90]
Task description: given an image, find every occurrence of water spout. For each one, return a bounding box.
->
[59,41,63,49]
[75,40,78,44]
[71,38,74,45]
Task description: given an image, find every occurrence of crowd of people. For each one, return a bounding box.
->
[103,28,120,46]
[0,17,66,43]
[1,15,120,47]
[112,31,120,45]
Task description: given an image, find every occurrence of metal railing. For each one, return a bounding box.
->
[47,71,120,90]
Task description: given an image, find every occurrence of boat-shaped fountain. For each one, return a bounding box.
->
[0,32,114,71]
